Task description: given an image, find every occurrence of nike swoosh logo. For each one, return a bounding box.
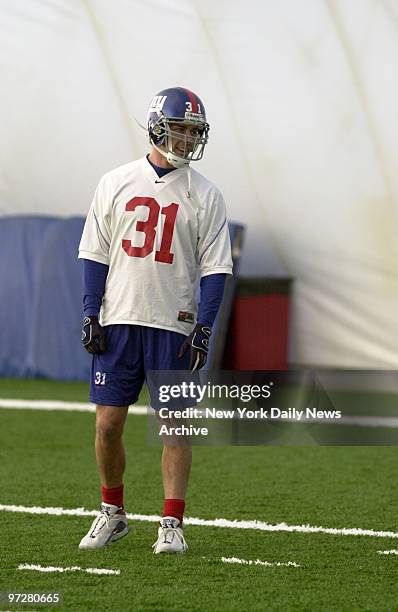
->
[155,180,165,183]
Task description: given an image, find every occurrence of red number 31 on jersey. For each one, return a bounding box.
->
[122,196,178,264]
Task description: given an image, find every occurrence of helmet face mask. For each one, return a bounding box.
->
[147,88,210,168]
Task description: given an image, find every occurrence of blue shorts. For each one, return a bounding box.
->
[90,324,190,407]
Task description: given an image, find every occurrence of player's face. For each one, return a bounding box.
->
[168,122,202,159]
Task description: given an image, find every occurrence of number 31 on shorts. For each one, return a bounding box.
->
[95,371,106,385]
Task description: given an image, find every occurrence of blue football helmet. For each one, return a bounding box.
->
[147,87,210,168]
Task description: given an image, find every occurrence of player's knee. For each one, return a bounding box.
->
[96,416,124,443]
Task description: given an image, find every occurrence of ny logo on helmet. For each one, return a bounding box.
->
[149,95,167,115]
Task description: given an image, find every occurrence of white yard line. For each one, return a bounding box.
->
[1,503,397,539]
[377,549,398,555]
[340,416,398,428]
[0,398,147,414]
[222,556,301,567]
[18,563,119,575]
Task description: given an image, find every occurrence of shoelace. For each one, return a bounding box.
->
[90,509,110,537]
[155,525,186,547]
[161,528,176,544]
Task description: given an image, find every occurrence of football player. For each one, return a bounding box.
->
[78,87,233,553]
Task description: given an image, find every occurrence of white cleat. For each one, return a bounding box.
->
[79,503,129,550]
[152,516,188,554]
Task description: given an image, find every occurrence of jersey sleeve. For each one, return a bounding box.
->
[197,188,233,278]
[78,174,112,265]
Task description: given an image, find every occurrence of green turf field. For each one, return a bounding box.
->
[1,379,398,610]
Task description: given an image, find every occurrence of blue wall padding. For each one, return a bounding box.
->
[28,217,90,380]
[0,217,244,381]
[0,216,90,380]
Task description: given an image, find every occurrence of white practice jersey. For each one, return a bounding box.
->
[78,156,233,335]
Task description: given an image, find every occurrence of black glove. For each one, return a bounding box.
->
[81,316,107,355]
[178,323,211,371]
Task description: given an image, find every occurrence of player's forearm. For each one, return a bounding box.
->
[197,273,227,327]
[82,259,109,317]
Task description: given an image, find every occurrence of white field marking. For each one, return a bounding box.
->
[1,399,398,427]
[0,398,147,414]
[18,563,119,575]
[1,503,398,539]
[339,416,398,428]
[222,556,301,568]
[377,550,398,555]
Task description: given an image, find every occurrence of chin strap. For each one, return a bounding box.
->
[150,139,189,169]
[150,139,192,198]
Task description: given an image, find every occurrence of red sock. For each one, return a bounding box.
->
[163,498,185,524]
[101,484,124,508]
